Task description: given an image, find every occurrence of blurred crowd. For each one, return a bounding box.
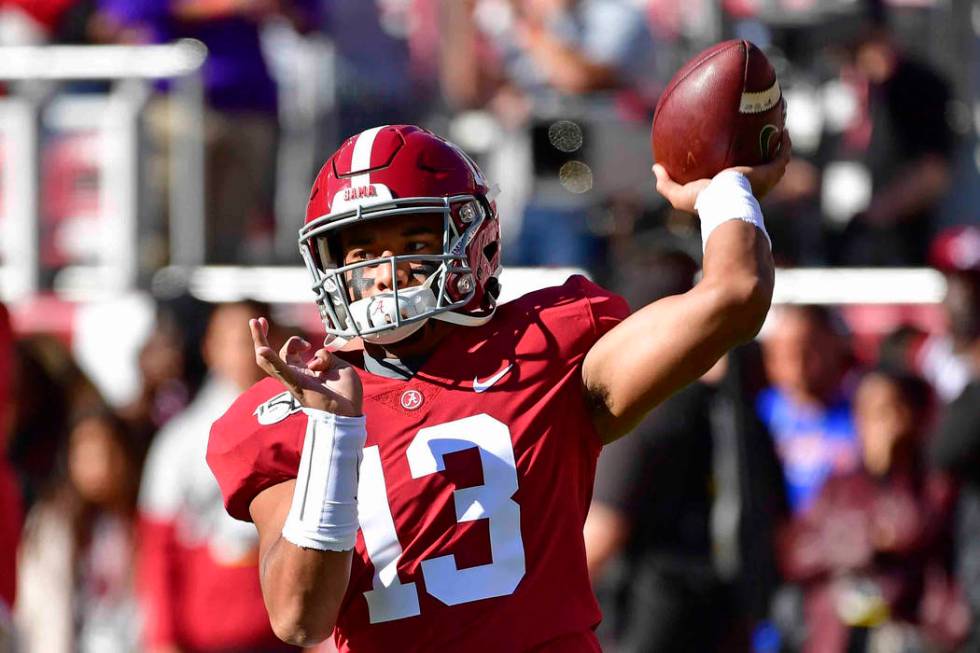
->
[4,225,978,653]
[0,0,979,652]
[0,0,976,275]
[586,224,980,653]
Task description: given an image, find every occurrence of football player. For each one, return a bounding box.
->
[207,124,789,652]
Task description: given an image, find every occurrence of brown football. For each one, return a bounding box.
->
[652,40,785,185]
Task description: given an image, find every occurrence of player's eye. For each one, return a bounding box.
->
[347,249,375,262]
[406,241,430,253]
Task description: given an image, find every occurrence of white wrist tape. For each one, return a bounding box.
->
[693,170,771,253]
[281,409,366,552]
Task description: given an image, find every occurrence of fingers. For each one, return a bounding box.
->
[249,317,270,350]
[307,348,335,373]
[249,318,278,374]
[652,163,688,211]
[728,130,792,199]
[652,164,677,198]
[279,336,311,367]
[775,129,792,166]
[250,318,303,397]
[759,130,792,193]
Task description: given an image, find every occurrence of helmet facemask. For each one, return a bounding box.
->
[299,194,496,348]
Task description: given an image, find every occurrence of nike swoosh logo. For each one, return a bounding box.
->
[473,364,513,393]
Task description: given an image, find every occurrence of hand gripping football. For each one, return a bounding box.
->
[652,39,785,184]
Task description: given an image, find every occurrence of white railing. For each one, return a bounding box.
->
[0,40,207,300]
[120,265,947,307]
[0,41,206,80]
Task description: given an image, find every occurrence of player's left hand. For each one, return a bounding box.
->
[654,130,792,213]
[249,317,363,417]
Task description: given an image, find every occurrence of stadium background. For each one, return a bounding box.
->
[0,0,979,651]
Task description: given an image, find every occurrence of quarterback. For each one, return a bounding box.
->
[207,124,788,651]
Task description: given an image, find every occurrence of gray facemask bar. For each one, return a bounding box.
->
[298,194,487,339]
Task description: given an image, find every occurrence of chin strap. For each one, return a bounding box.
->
[431,308,495,327]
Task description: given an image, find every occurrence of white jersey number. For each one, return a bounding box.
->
[358,414,526,623]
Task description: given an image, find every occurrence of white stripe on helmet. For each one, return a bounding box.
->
[350,125,387,188]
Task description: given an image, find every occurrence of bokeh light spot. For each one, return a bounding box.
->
[549,120,583,153]
[559,161,593,194]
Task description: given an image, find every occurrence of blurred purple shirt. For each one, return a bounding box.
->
[98,0,306,114]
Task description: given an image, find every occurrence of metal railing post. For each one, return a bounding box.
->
[101,79,151,288]
[0,40,208,297]
[169,70,206,267]
[0,97,41,300]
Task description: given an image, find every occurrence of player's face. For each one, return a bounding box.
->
[337,213,444,302]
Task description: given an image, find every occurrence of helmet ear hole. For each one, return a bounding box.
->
[327,237,344,269]
[486,277,501,301]
[483,241,499,262]
[314,236,343,270]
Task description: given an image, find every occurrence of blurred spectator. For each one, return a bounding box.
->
[911,226,980,404]
[756,305,859,514]
[0,605,11,653]
[0,0,79,44]
[9,334,104,509]
[441,0,655,271]
[95,0,318,264]
[585,248,787,653]
[928,237,980,650]
[16,408,143,653]
[119,294,212,447]
[778,369,961,653]
[0,303,18,615]
[588,347,787,653]
[828,14,954,266]
[137,300,294,653]
[759,305,859,515]
[318,0,432,145]
[0,467,17,633]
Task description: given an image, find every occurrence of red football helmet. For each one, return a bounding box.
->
[299,125,502,345]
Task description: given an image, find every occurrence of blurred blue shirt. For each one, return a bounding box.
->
[756,387,859,514]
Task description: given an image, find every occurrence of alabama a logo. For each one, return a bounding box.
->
[254,391,303,425]
[400,389,424,410]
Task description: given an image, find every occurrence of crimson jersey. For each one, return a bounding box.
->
[208,276,629,652]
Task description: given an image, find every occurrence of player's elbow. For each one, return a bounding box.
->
[267,589,341,648]
[269,605,336,648]
[715,273,773,342]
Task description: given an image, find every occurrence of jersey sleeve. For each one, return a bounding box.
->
[567,274,631,343]
[206,378,307,522]
[513,274,630,366]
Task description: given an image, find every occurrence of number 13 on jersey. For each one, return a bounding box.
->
[357,414,527,623]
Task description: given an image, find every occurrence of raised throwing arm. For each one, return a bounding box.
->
[583,134,790,442]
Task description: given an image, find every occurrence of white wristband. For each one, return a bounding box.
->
[281,409,366,552]
[693,170,771,253]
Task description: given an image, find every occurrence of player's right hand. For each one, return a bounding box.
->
[653,130,792,213]
[732,130,792,200]
[250,317,363,417]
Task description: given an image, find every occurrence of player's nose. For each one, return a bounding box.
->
[373,251,412,292]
